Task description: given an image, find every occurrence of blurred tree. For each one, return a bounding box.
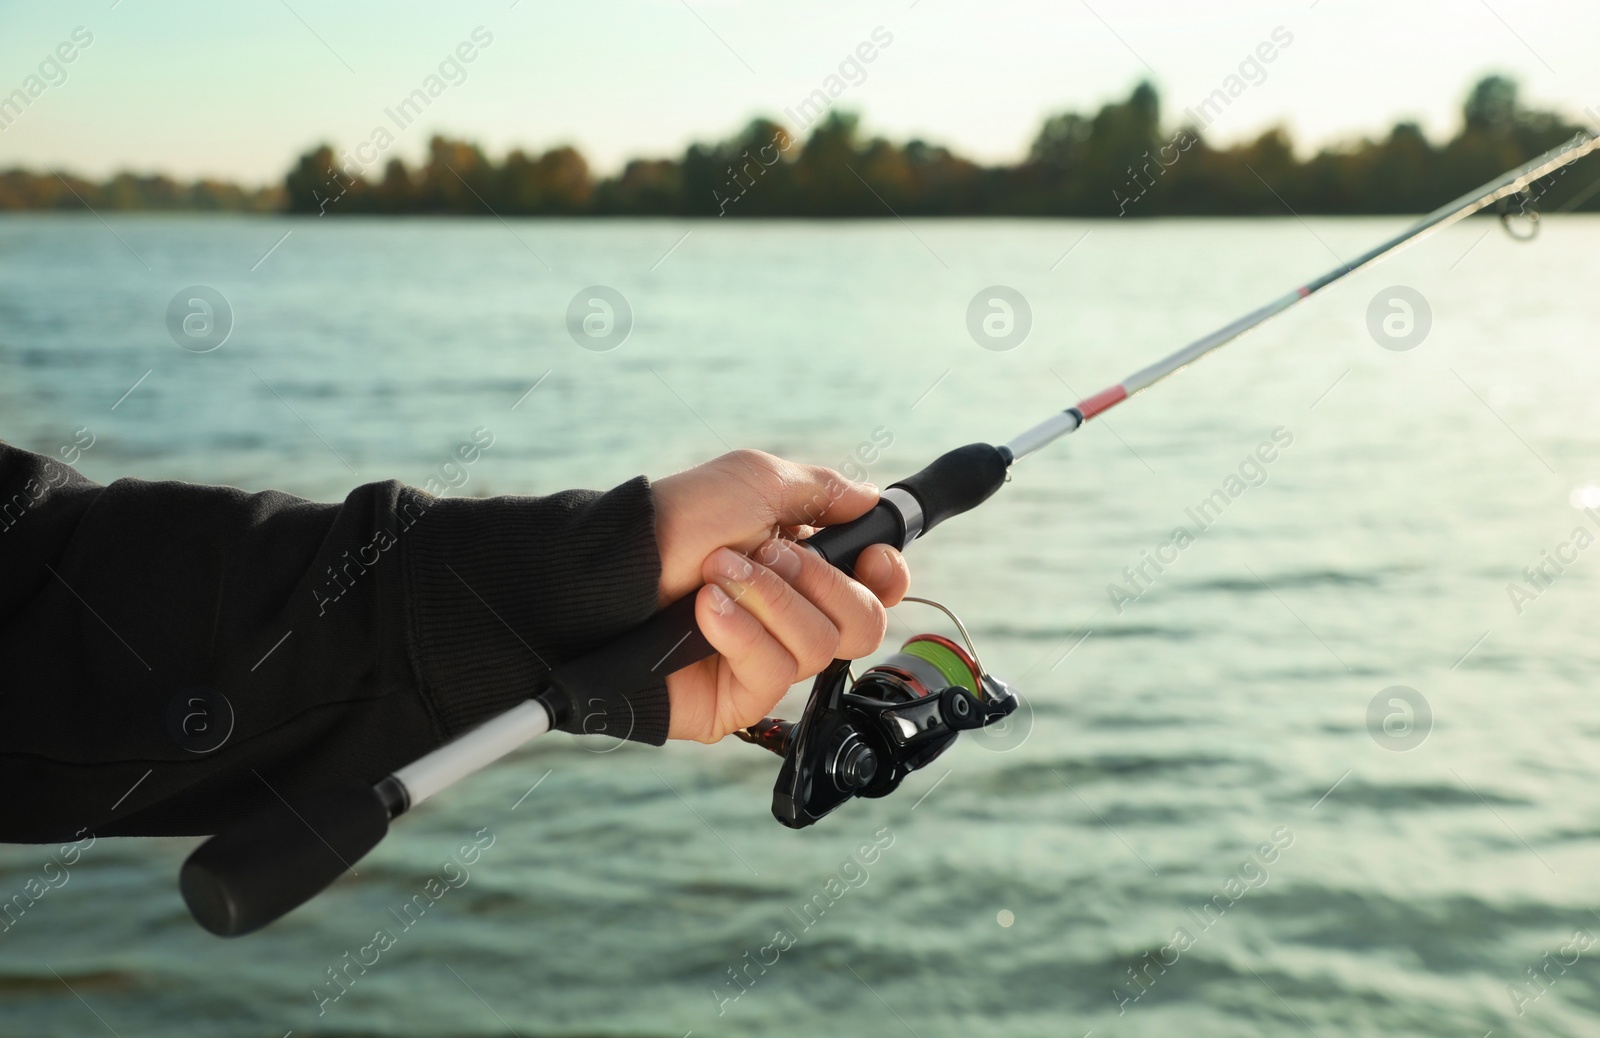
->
[1358,122,1437,213]
[1081,80,1166,215]
[792,111,874,216]
[284,145,346,214]
[675,118,797,216]
[416,136,493,214]
[903,138,985,214]
[592,158,682,214]
[1022,111,1093,213]
[1464,75,1520,137]
[527,146,593,214]
[371,159,417,214]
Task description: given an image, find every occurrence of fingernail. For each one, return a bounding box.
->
[714,546,754,584]
[708,583,736,616]
[763,539,803,582]
[858,548,885,585]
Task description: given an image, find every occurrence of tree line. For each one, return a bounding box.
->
[2,76,1595,217]
[0,170,281,213]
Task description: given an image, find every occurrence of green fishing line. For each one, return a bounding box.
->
[900,638,978,695]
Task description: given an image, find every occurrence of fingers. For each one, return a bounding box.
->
[753,538,891,660]
[683,539,911,743]
[703,546,839,677]
[693,583,799,735]
[851,544,910,609]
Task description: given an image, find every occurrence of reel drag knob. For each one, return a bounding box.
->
[829,728,879,791]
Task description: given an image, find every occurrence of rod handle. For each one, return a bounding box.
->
[892,442,1011,534]
[180,782,391,937]
[806,442,1011,573]
[803,501,906,575]
[542,593,711,741]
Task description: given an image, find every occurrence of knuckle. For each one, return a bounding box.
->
[804,547,851,596]
[708,629,749,669]
[762,651,800,696]
[801,463,840,490]
[725,619,762,658]
[801,621,841,674]
[839,599,887,659]
[723,449,786,521]
[754,558,792,599]
[752,538,785,570]
[865,597,888,644]
[724,447,779,474]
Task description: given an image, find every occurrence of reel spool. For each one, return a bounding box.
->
[737,597,1019,828]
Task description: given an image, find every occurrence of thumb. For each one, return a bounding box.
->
[651,450,882,608]
[762,458,880,529]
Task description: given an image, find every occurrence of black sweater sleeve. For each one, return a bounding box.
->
[0,440,666,842]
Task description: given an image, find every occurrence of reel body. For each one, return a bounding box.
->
[738,600,1019,828]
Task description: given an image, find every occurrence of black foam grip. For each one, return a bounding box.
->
[544,593,710,742]
[803,501,906,575]
[180,782,390,937]
[891,443,1009,535]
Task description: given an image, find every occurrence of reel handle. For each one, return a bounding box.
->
[734,717,794,756]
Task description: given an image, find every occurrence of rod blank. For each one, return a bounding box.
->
[1007,131,1600,462]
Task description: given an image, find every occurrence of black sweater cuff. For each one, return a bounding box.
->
[401,476,670,745]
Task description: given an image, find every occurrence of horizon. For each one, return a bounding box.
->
[1,1,1597,188]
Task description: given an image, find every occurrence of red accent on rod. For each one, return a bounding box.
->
[1297,286,1311,298]
[1075,384,1128,420]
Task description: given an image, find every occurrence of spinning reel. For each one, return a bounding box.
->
[736,597,1019,828]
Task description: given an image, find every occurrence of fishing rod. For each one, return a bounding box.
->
[179,131,1600,937]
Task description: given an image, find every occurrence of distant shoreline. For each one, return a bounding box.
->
[4,77,1596,218]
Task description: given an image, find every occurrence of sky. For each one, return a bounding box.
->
[1,0,1597,186]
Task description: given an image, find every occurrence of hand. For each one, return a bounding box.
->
[652,450,910,743]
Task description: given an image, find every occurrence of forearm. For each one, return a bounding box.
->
[0,441,663,841]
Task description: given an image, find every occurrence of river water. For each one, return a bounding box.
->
[3,213,1600,1036]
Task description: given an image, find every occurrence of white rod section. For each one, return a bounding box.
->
[393,698,553,807]
[1003,409,1082,462]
